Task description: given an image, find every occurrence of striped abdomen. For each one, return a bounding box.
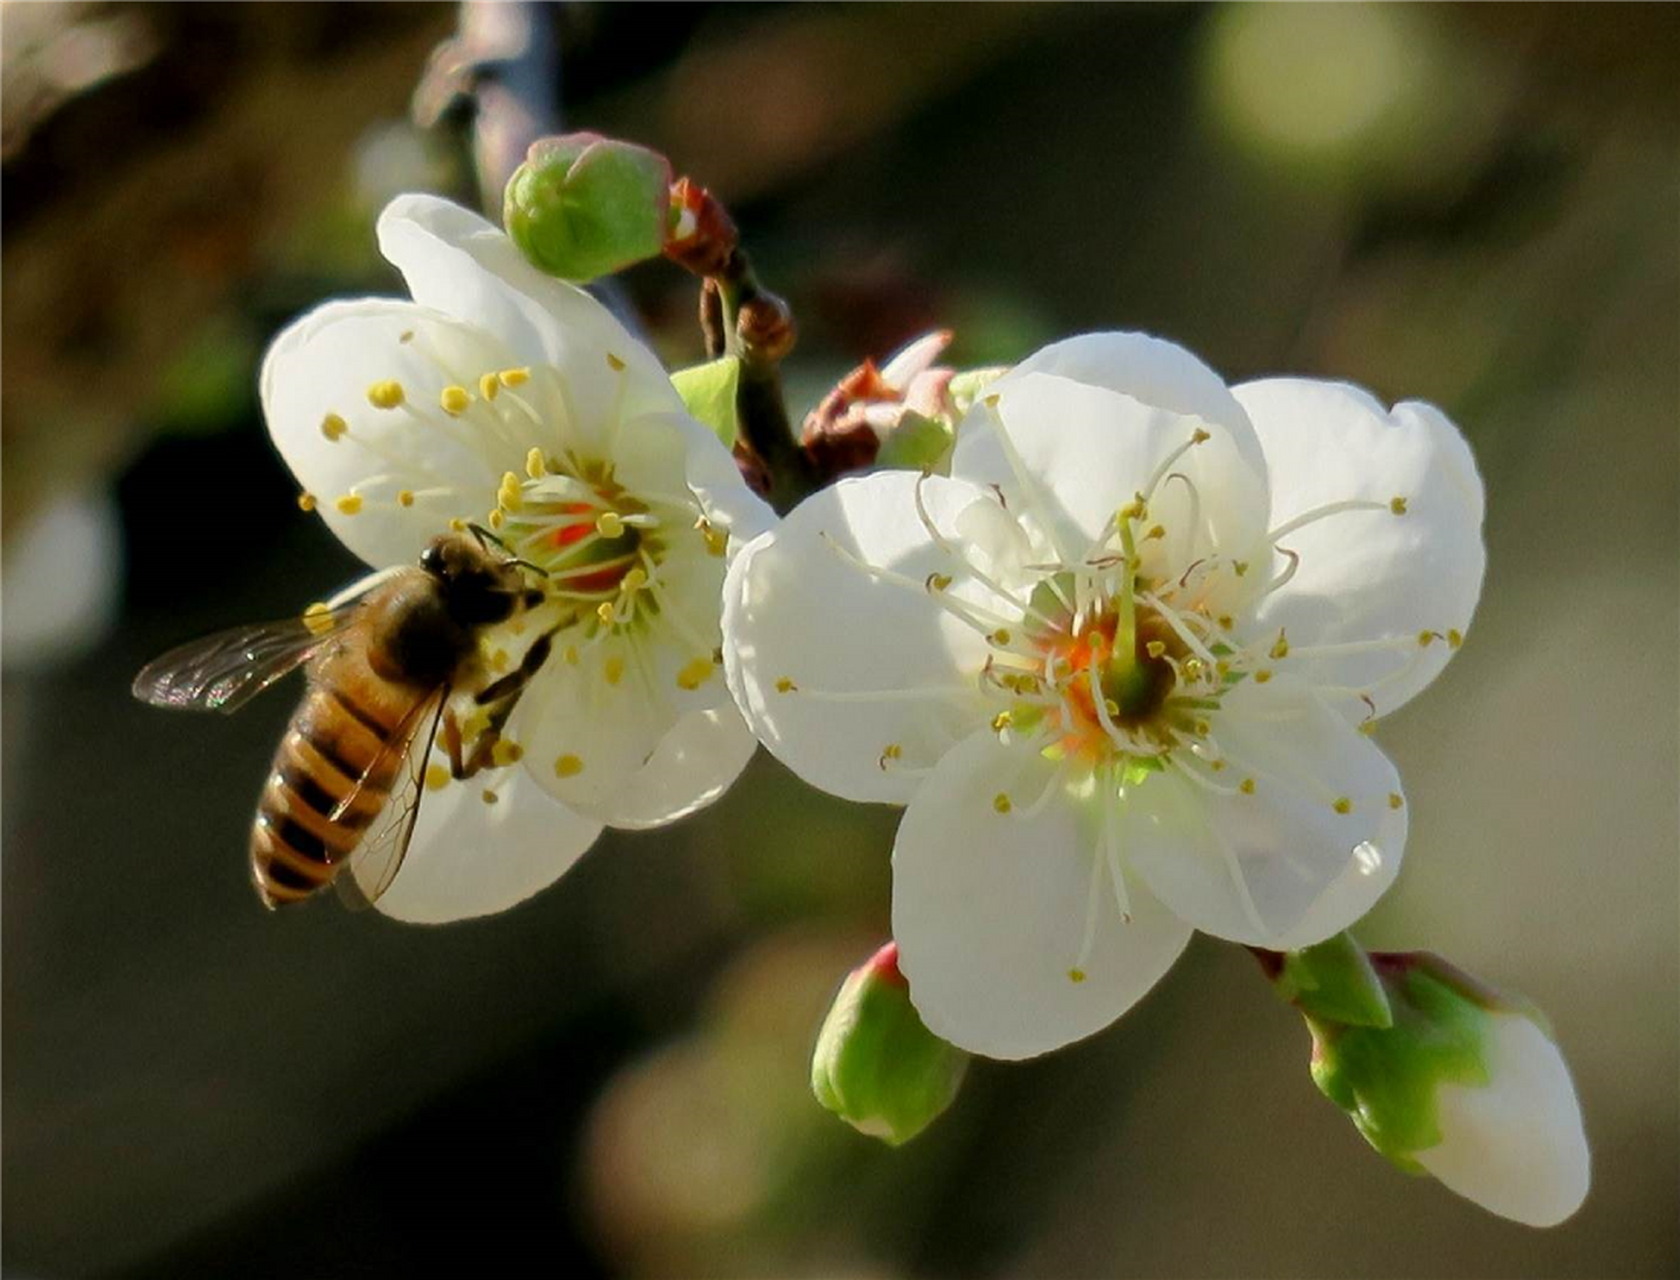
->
[250,641,432,908]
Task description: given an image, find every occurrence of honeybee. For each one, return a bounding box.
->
[133,531,553,909]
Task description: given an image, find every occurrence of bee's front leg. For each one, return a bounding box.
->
[454,626,561,780]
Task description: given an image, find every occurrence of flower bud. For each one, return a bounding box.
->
[802,331,958,477]
[811,941,969,1146]
[1281,939,1589,1227]
[503,133,672,283]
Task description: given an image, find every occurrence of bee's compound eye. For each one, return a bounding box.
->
[420,543,447,576]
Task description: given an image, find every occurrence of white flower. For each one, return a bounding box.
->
[261,194,772,923]
[1416,1011,1590,1228]
[723,332,1484,1058]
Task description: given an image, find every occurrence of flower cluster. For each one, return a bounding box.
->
[250,188,1584,1227]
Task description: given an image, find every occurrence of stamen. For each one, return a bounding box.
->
[1267,498,1397,544]
[1140,427,1212,502]
[334,494,363,515]
[440,385,471,415]
[366,381,404,410]
[554,753,584,778]
[320,413,348,441]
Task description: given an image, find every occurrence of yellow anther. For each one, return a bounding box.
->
[1390,496,1408,515]
[1105,698,1122,718]
[991,710,1012,732]
[1388,792,1404,810]
[491,739,524,768]
[1417,630,1438,648]
[1193,718,1211,736]
[399,330,415,344]
[1068,968,1087,984]
[596,511,626,539]
[1215,659,1231,677]
[596,602,616,626]
[992,792,1013,814]
[320,413,348,441]
[297,492,317,512]
[1269,631,1290,660]
[1254,669,1272,683]
[301,602,335,636]
[1145,524,1166,541]
[1233,560,1249,577]
[1358,720,1378,736]
[489,648,509,673]
[698,521,728,556]
[1332,797,1353,815]
[983,392,1000,408]
[619,567,648,594]
[880,743,903,763]
[926,572,953,592]
[1447,629,1463,649]
[564,645,579,665]
[487,509,506,530]
[1217,615,1233,630]
[525,447,546,479]
[440,385,471,415]
[498,472,523,512]
[554,753,584,778]
[449,517,468,532]
[424,764,450,792]
[478,372,500,401]
[603,655,625,685]
[462,707,492,739]
[1183,658,1205,680]
[499,367,531,388]
[481,789,499,805]
[334,494,363,515]
[1191,428,1211,444]
[366,380,404,409]
[1239,777,1257,795]
[1209,759,1227,772]
[676,656,715,691]
[606,352,626,372]
[1119,500,1146,523]
[397,489,415,507]
[1145,640,1167,660]
[775,676,796,693]
[990,628,1012,646]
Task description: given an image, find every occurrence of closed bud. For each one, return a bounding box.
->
[1274,937,1590,1227]
[802,331,958,478]
[811,941,969,1146]
[503,133,671,283]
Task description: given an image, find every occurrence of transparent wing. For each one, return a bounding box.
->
[335,687,448,912]
[131,606,360,715]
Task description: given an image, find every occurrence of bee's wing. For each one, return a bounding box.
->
[132,607,359,715]
[335,686,448,912]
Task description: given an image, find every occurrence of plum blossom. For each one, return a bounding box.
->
[262,194,771,923]
[723,332,1484,1058]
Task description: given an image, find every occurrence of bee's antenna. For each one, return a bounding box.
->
[509,558,549,578]
[467,522,507,552]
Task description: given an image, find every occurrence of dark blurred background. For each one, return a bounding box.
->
[3,4,1676,1277]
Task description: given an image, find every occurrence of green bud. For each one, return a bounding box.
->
[811,942,969,1146]
[874,410,954,472]
[503,133,672,283]
[1270,938,1588,1228]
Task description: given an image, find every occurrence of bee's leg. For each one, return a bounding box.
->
[457,626,561,779]
[442,705,469,779]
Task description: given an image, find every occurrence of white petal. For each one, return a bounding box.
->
[377,765,603,924]
[1123,676,1405,948]
[260,298,515,567]
[377,194,679,451]
[515,637,684,819]
[1236,379,1486,718]
[892,731,1193,1060]
[593,705,759,830]
[722,472,1009,805]
[952,333,1269,564]
[614,409,773,546]
[1418,1013,1590,1228]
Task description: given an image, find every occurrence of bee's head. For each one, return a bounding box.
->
[420,532,529,625]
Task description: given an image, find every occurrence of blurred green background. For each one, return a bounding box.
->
[3,4,1675,1276]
